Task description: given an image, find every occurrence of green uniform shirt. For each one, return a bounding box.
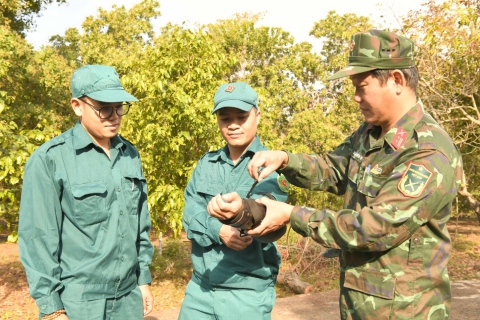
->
[183,136,288,291]
[281,102,463,319]
[18,122,154,316]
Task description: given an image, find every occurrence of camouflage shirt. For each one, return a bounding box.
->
[280,102,463,319]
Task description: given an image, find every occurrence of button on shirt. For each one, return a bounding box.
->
[18,122,154,315]
[183,136,288,291]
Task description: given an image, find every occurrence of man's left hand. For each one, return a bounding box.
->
[139,284,153,316]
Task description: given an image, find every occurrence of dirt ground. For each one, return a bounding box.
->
[1,216,479,319]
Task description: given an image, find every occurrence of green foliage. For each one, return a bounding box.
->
[122,24,233,236]
[401,0,480,216]
[0,0,66,36]
[0,25,65,233]
[1,0,478,239]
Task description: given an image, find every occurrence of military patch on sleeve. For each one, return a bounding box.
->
[398,162,433,198]
[277,174,290,192]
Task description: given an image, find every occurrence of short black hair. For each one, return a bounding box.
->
[370,67,419,98]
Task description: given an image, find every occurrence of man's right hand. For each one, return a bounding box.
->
[207,192,243,220]
[247,150,289,182]
[219,225,252,251]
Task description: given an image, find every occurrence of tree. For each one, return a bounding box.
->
[121,23,234,236]
[0,25,66,236]
[402,0,480,222]
[0,0,66,36]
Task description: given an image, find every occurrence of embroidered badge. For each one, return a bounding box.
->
[277,174,290,192]
[398,162,433,198]
[371,164,383,175]
[225,85,235,92]
[391,127,407,149]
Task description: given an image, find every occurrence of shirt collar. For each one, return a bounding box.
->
[216,135,263,162]
[383,100,425,150]
[72,121,124,150]
[367,100,425,150]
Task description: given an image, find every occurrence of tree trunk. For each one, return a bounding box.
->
[277,271,314,294]
[458,174,480,224]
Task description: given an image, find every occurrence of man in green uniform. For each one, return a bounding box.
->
[208,30,464,319]
[179,82,289,320]
[18,65,154,320]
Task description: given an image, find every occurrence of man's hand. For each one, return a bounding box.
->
[219,225,253,250]
[247,150,289,182]
[57,315,68,320]
[247,197,293,237]
[139,284,153,316]
[207,192,243,220]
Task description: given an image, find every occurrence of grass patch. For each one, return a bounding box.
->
[0,217,478,318]
[149,220,480,304]
[449,232,480,281]
[150,238,192,310]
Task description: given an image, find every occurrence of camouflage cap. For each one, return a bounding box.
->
[327,29,415,80]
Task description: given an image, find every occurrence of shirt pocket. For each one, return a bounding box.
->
[197,181,223,201]
[344,267,396,299]
[358,174,388,198]
[122,174,145,215]
[71,181,108,226]
[342,268,396,318]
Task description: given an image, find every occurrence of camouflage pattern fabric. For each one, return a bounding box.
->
[280,102,463,319]
[328,29,415,80]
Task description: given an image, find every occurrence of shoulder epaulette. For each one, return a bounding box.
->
[415,122,437,150]
[38,135,66,153]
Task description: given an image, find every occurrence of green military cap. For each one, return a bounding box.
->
[328,29,415,80]
[71,65,138,102]
[212,82,258,114]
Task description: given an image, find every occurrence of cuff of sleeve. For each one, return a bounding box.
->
[277,152,301,175]
[36,293,64,316]
[290,205,318,237]
[208,217,223,244]
[137,268,153,286]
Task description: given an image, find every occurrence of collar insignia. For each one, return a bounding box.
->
[392,126,407,150]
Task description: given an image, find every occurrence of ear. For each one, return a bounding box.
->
[391,70,406,95]
[71,98,83,117]
[255,108,261,125]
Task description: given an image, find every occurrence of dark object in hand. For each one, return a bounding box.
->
[220,198,286,243]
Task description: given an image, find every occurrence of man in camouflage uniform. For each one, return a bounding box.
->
[207,30,464,319]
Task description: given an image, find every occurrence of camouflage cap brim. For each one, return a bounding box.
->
[327,66,377,80]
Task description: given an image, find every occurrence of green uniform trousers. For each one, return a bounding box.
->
[178,280,276,320]
[60,286,143,320]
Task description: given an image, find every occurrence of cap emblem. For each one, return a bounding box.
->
[225,85,235,92]
[349,40,356,52]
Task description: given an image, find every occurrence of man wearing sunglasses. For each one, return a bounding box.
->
[18,65,154,320]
